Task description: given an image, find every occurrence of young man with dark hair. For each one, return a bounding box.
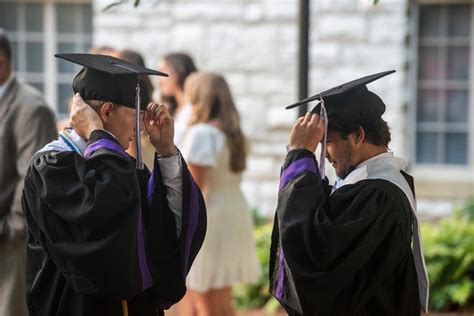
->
[0,29,57,316]
[269,71,429,315]
[21,54,206,316]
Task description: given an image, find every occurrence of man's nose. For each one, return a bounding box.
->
[325,150,331,160]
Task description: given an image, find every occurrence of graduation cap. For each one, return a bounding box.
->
[286,70,395,128]
[285,70,396,178]
[55,53,169,169]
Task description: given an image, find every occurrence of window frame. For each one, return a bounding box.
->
[1,0,92,117]
[408,0,474,182]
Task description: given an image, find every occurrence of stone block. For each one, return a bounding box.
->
[262,1,297,21]
[172,3,242,22]
[267,105,295,129]
[168,23,205,57]
[310,42,341,66]
[317,0,359,12]
[225,72,248,95]
[368,14,407,44]
[244,3,264,23]
[247,73,289,94]
[315,14,366,42]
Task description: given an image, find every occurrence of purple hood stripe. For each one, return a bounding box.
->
[147,172,155,204]
[275,157,317,301]
[137,208,153,290]
[183,175,199,274]
[84,139,128,158]
[276,247,285,300]
[279,157,317,191]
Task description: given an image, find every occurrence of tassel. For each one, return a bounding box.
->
[318,95,328,179]
[135,82,144,170]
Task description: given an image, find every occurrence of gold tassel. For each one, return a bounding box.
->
[121,300,129,316]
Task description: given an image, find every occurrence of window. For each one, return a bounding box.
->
[414,3,472,166]
[0,1,92,116]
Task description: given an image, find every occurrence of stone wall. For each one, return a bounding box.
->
[94,0,464,217]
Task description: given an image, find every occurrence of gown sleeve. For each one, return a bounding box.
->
[145,151,207,308]
[22,130,145,299]
[269,149,413,315]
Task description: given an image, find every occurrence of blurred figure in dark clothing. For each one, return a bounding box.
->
[0,28,57,316]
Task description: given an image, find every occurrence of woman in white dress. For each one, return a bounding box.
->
[157,53,197,148]
[179,72,261,316]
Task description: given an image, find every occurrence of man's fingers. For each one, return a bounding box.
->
[147,102,168,122]
[309,113,320,126]
[301,112,312,125]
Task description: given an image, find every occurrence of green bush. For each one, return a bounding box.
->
[421,198,474,311]
[233,209,279,313]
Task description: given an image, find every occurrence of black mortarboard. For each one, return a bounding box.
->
[55,53,169,169]
[286,70,396,128]
[55,53,167,110]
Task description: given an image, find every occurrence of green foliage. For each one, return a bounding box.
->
[233,214,279,313]
[421,197,474,311]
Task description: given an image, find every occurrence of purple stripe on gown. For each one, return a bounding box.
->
[279,157,317,191]
[84,139,128,158]
[147,172,155,204]
[183,175,199,274]
[276,157,317,300]
[275,247,285,300]
[137,208,153,290]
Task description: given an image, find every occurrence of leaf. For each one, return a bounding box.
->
[103,0,125,12]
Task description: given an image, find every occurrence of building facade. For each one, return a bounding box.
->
[1,0,472,218]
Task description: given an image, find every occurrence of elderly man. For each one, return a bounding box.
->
[21,54,206,316]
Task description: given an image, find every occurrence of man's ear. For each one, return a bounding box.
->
[352,126,365,146]
[98,102,114,122]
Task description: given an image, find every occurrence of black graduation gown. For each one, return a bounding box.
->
[269,149,420,316]
[21,130,206,316]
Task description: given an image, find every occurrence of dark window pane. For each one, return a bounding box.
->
[445,133,467,164]
[57,42,76,73]
[420,6,441,38]
[447,46,470,80]
[25,3,43,32]
[417,89,439,122]
[28,82,44,94]
[0,3,18,31]
[447,5,470,37]
[26,41,44,72]
[56,4,76,33]
[57,83,74,114]
[417,132,438,163]
[83,5,93,34]
[418,46,442,79]
[445,89,468,123]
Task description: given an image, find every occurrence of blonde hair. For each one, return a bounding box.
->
[185,72,247,173]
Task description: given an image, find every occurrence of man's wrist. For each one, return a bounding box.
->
[155,145,178,157]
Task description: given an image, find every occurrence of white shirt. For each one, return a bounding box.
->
[173,102,193,148]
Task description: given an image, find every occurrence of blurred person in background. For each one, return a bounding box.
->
[0,28,57,316]
[178,72,261,316]
[157,53,197,148]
